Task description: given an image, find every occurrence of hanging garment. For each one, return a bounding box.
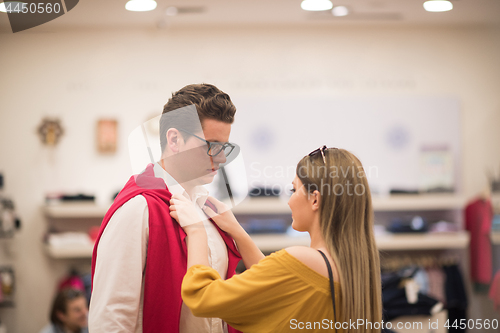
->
[465,198,493,284]
[382,268,441,321]
[57,274,85,292]
[413,268,430,295]
[443,264,468,332]
[426,266,446,304]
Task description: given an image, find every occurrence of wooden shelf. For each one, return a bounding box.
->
[376,231,469,251]
[251,232,470,252]
[371,194,466,211]
[232,194,467,215]
[44,244,94,259]
[44,232,469,259]
[42,197,469,258]
[42,194,467,220]
[232,198,289,215]
[43,203,109,219]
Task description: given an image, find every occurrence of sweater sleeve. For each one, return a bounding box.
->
[89,195,148,333]
[181,251,306,331]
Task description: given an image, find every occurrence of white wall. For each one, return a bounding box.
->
[0,25,499,332]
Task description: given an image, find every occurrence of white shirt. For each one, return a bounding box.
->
[89,163,228,333]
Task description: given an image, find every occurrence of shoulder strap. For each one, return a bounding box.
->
[318,250,337,332]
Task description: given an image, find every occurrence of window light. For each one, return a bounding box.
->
[332,6,349,17]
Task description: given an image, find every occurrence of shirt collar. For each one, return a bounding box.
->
[153,162,209,208]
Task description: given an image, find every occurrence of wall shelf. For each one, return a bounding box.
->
[232,194,467,215]
[42,196,469,258]
[371,194,466,211]
[232,198,289,215]
[251,232,470,252]
[44,244,94,259]
[44,232,470,259]
[43,203,109,219]
[376,231,469,251]
[42,194,467,220]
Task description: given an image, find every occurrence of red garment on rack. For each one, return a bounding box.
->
[465,198,493,284]
[91,163,242,333]
[58,275,85,292]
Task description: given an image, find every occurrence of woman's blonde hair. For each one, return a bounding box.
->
[296,148,382,333]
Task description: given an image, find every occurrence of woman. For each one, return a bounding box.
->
[170,147,382,333]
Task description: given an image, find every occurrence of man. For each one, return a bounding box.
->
[40,288,89,333]
[89,84,242,333]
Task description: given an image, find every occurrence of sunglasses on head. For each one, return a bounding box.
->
[307,145,338,165]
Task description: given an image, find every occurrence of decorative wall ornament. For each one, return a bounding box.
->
[37,118,64,146]
[97,119,118,154]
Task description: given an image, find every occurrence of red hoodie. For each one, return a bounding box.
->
[91,163,242,333]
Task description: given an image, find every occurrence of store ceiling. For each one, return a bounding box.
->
[0,0,500,33]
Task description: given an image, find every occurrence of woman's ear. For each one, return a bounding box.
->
[166,128,182,153]
[310,190,321,212]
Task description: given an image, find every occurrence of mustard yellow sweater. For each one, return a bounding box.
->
[182,249,342,333]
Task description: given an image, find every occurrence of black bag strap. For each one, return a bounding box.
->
[318,250,337,332]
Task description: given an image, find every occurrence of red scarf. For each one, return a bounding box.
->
[91,163,242,333]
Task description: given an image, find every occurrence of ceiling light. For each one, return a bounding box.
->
[332,6,349,16]
[0,2,6,12]
[423,0,453,12]
[165,6,178,16]
[301,0,333,11]
[125,0,157,12]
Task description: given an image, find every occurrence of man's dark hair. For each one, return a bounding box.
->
[50,288,85,326]
[160,83,236,153]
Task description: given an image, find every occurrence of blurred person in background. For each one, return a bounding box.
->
[39,288,88,333]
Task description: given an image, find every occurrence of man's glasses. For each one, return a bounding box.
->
[178,129,236,157]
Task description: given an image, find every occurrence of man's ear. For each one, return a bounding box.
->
[311,190,321,212]
[166,128,182,153]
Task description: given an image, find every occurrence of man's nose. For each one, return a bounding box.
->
[213,151,227,164]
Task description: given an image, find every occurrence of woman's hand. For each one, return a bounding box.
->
[204,196,264,268]
[169,193,205,233]
[170,193,209,267]
[203,196,244,238]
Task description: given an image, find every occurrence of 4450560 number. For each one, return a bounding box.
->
[445,319,498,330]
[5,2,62,14]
